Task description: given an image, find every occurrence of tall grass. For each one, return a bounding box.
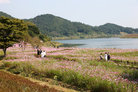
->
[87,60,123,70]
[122,69,138,81]
[0,61,136,92]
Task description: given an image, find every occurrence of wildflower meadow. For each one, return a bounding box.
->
[0,44,137,92]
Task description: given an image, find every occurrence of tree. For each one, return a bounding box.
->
[26,22,40,37]
[0,16,28,57]
[30,37,42,48]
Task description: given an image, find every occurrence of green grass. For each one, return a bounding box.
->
[3,56,18,60]
[76,49,96,55]
[111,51,138,57]
[0,50,18,58]
[0,61,136,92]
[87,60,122,70]
[47,55,80,62]
[46,69,125,92]
[121,34,138,38]
[122,69,138,81]
[96,50,108,52]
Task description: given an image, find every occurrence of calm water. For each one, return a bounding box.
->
[55,38,138,49]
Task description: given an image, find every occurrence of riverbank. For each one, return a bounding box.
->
[121,34,138,38]
[0,44,137,92]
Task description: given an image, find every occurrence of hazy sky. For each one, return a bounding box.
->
[0,0,138,28]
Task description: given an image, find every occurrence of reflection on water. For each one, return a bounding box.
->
[55,38,138,49]
[59,43,84,47]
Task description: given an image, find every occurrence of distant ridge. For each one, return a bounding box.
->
[27,14,138,39]
[0,11,138,39]
[0,11,13,18]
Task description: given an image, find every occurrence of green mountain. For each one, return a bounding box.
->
[0,11,13,18]
[98,23,138,34]
[1,11,138,39]
[28,14,96,37]
[27,14,138,39]
[28,14,101,39]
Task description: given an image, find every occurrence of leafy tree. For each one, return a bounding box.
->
[0,16,28,57]
[42,34,51,41]
[30,37,42,48]
[26,22,40,37]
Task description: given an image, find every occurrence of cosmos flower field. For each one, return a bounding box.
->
[0,44,137,92]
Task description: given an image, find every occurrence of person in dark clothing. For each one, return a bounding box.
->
[37,49,40,55]
[100,53,103,60]
[107,52,111,61]
[39,49,42,55]
[37,49,42,58]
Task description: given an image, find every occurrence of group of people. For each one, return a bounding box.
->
[100,52,110,61]
[37,49,46,58]
[37,48,110,60]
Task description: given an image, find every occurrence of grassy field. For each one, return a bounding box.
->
[121,34,138,38]
[0,44,138,92]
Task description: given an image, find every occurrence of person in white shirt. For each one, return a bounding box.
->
[105,52,108,61]
[41,50,46,58]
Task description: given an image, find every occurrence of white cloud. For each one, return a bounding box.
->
[0,0,10,4]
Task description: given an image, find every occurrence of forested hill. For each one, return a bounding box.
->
[28,14,97,38]
[27,14,138,39]
[1,11,138,39]
[98,23,138,35]
[0,11,13,18]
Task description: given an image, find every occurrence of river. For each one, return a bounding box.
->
[55,38,138,49]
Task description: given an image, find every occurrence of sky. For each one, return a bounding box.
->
[0,0,138,28]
